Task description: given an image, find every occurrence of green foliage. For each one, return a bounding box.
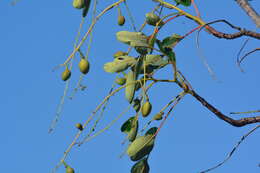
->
[104,56,136,73]
[116,31,149,47]
[121,116,139,142]
[131,157,150,173]
[52,1,259,173]
[173,0,191,6]
[127,127,157,161]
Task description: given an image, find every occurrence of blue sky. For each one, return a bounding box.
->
[1,0,259,173]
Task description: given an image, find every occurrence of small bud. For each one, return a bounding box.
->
[75,123,83,131]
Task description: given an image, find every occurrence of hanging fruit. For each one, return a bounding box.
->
[61,67,71,81]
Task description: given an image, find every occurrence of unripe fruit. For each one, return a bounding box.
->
[78,58,90,74]
[61,68,71,81]
[153,112,163,121]
[141,101,152,117]
[145,13,163,26]
[118,15,125,26]
[115,77,126,85]
[66,167,75,173]
[75,123,83,131]
[113,51,127,58]
[73,0,85,9]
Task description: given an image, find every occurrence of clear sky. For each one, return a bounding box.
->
[1,0,259,173]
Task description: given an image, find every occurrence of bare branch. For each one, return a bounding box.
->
[201,20,260,40]
[238,47,260,69]
[235,0,260,28]
[190,90,260,127]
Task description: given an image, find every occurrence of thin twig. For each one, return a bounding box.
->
[236,38,250,72]
[200,125,260,173]
[62,0,126,66]
[238,47,260,70]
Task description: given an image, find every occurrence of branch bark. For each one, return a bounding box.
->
[202,20,260,40]
[235,0,260,28]
[190,90,260,127]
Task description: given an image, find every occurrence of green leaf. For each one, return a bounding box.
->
[145,54,168,67]
[156,39,166,52]
[145,127,158,136]
[103,56,136,73]
[173,0,191,6]
[82,0,91,17]
[161,34,182,48]
[116,31,149,47]
[133,98,141,112]
[164,48,176,63]
[121,116,139,142]
[121,117,135,133]
[131,157,150,173]
[127,135,155,161]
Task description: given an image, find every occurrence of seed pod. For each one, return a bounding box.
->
[125,70,136,103]
[73,0,85,9]
[75,123,83,131]
[145,12,163,26]
[113,51,128,58]
[66,167,75,173]
[78,58,90,74]
[61,68,71,81]
[118,15,125,26]
[115,77,126,85]
[141,101,152,117]
[153,112,163,121]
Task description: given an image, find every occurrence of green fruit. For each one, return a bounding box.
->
[66,167,75,173]
[73,0,85,9]
[78,58,90,74]
[113,51,128,58]
[127,135,155,161]
[153,112,163,121]
[141,101,152,117]
[115,77,126,85]
[118,15,125,26]
[145,12,163,26]
[75,123,83,131]
[131,158,150,173]
[125,70,136,103]
[61,68,71,81]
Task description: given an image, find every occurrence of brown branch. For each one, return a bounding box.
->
[235,0,260,28]
[190,90,260,127]
[201,20,260,40]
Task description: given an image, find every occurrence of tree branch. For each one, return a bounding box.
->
[203,20,260,40]
[235,0,260,28]
[190,90,260,127]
